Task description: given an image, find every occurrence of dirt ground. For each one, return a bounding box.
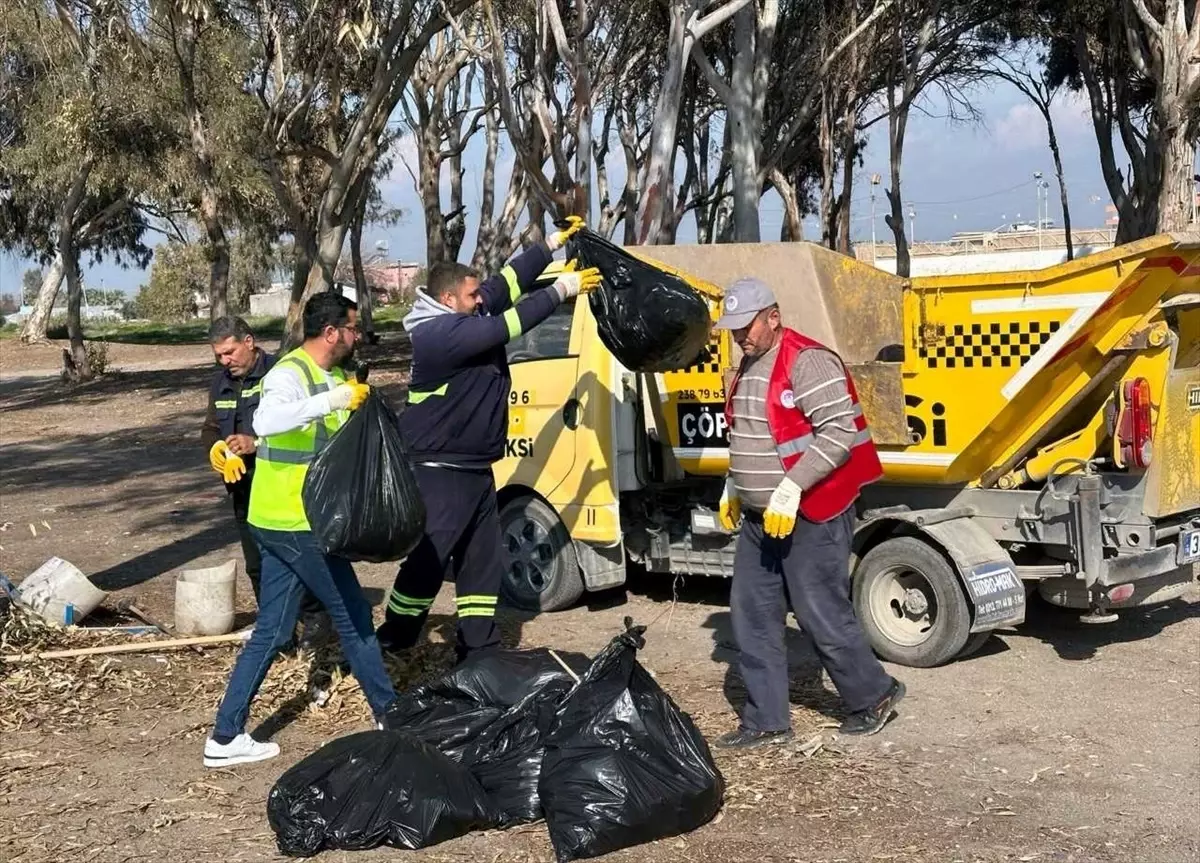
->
[1,334,1197,863]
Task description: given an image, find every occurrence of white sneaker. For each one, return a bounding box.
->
[203,734,280,768]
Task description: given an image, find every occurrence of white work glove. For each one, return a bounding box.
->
[718,476,741,531]
[547,215,585,252]
[327,381,371,412]
[553,265,603,301]
[763,478,803,539]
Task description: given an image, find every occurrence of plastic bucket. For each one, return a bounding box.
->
[17,557,107,626]
[175,560,237,636]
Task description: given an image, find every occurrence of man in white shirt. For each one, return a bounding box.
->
[203,293,396,768]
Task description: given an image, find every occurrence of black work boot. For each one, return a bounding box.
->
[713,727,795,751]
[374,622,414,656]
[298,610,333,651]
[839,678,906,736]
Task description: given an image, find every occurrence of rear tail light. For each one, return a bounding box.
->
[1115,377,1154,469]
[1107,584,1136,604]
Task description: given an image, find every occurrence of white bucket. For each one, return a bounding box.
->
[18,557,107,626]
[175,560,237,636]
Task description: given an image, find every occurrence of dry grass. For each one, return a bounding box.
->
[0,604,459,736]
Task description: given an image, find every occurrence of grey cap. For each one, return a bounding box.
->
[714,277,777,330]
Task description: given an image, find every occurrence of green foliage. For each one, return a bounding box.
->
[21,269,41,305]
[134,235,274,321]
[83,288,128,307]
[0,2,153,270]
[228,232,274,312]
[85,341,111,376]
[135,242,207,322]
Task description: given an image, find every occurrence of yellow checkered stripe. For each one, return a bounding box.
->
[387,591,435,617]
[455,594,497,619]
[919,320,1062,370]
[686,335,723,373]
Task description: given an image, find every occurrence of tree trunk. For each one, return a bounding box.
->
[617,102,642,246]
[769,167,804,242]
[635,2,693,244]
[884,85,911,277]
[836,103,857,253]
[1156,117,1196,233]
[19,253,65,344]
[280,238,316,351]
[819,88,836,248]
[60,228,91,383]
[172,10,230,321]
[350,214,374,339]
[728,4,761,242]
[472,102,501,270]
[419,103,448,264]
[1043,107,1074,260]
[573,52,593,222]
[200,185,231,320]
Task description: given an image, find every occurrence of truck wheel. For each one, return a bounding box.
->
[852,537,975,668]
[498,495,583,613]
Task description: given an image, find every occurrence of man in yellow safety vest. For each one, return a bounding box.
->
[203,292,395,768]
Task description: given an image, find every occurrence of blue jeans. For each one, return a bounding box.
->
[212,527,396,740]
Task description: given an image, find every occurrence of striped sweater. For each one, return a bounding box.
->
[728,344,860,513]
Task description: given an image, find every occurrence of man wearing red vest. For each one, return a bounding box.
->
[712,277,905,749]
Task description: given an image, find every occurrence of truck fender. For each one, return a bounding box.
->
[853,511,1026,633]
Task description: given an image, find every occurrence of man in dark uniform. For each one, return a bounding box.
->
[201,317,322,633]
[376,218,599,662]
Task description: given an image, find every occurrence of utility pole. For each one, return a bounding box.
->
[870,173,881,265]
[908,204,916,245]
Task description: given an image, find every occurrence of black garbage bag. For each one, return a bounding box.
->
[566,228,713,372]
[384,648,588,762]
[538,620,725,861]
[266,730,498,856]
[301,390,425,562]
[461,677,575,827]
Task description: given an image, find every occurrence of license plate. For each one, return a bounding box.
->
[1180,529,1200,565]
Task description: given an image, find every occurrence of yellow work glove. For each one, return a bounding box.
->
[553,266,603,301]
[763,478,803,539]
[208,440,230,474]
[328,381,371,412]
[718,476,741,532]
[547,215,586,252]
[222,452,247,484]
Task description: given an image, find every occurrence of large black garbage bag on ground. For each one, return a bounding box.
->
[566,228,713,372]
[461,677,575,827]
[538,621,725,862]
[384,648,588,761]
[266,730,498,856]
[301,391,425,562]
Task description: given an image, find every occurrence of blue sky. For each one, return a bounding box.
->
[0,78,1114,297]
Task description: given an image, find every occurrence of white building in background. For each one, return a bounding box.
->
[856,226,1117,276]
[6,303,124,324]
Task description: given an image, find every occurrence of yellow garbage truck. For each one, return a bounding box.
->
[491,233,1200,667]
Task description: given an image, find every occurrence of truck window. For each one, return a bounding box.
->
[506,299,576,363]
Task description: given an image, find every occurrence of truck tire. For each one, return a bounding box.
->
[852,536,976,668]
[498,495,583,613]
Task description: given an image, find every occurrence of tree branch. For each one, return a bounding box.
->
[1127,0,1165,44]
[691,0,753,41]
[690,42,734,105]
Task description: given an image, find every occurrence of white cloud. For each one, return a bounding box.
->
[994,102,1049,151]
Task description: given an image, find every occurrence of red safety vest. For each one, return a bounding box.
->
[724,328,884,523]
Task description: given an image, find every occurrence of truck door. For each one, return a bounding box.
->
[496,299,582,498]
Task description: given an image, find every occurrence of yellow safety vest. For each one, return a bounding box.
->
[247,348,347,532]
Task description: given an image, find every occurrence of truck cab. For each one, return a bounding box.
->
[492,235,1200,669]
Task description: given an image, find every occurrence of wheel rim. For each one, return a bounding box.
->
[502,513,556,598]
[867,564,938,647]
